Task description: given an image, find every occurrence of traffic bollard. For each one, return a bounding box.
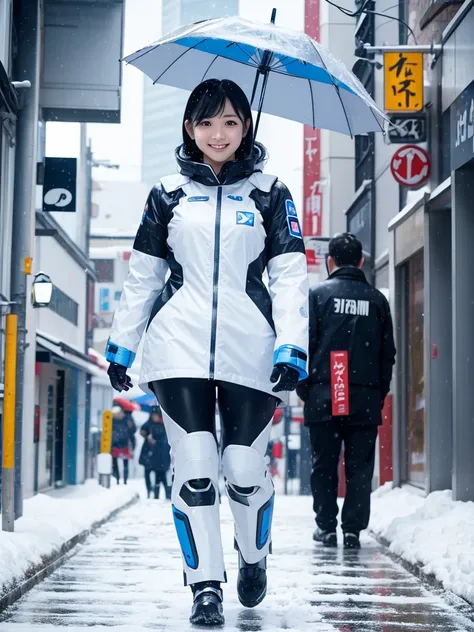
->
[98,410,113,488]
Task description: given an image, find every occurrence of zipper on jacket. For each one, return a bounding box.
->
[209,186,223,379]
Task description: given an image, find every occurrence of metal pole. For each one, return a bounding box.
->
[283,406,291,496]
[363,43,442,55]
[10,0,41,520]
[98,410,113,488]
[299,425,312,495]
[2,315,18,532]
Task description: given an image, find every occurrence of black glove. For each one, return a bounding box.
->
[270,364,300,393]
[107,362,133,392]
[296,378,310,402]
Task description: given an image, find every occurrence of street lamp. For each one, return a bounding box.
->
[31,272,53,307]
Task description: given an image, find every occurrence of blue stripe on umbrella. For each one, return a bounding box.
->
[173,36,356,95]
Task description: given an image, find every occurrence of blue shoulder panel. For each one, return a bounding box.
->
[273,344,308,380]
[105,339,136,368]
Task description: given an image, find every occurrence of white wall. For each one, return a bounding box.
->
[35,236,87,351]
[91,179,150,238]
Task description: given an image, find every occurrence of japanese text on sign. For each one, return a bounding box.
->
[454,96,474,150]
[330,351,349,416]
[101,410,113,454]
[384,52,424,112]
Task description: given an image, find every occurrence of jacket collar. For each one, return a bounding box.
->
[175,142,267,187]
[328,267,368,283]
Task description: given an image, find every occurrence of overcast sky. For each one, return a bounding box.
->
[46,0,305,204]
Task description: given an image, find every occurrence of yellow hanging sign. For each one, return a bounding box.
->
[384,52,424,112]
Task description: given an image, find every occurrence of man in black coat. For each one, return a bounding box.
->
[297,233,396,549]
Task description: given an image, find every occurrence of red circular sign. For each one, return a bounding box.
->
[390,144,431,188]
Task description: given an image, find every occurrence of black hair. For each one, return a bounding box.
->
[182,79,254,161]
[328,232,363,267]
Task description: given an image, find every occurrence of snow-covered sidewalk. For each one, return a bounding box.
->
[0,480,138,597]
[369,483,474,605]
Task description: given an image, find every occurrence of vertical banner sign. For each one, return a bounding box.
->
[384,53,424,112]
[330,351,349,416]
[43,157,77,212]
[304,0,322,271]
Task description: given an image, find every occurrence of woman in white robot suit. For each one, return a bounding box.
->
[105,79,308,627]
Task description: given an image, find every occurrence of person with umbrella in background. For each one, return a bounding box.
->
[111,405,134,485]
[106,9,388,627]
[139,405,172,499]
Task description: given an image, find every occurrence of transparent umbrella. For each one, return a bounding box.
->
[122,8,388,138]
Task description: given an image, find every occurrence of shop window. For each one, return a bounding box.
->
[92,259,114,283]
[404,249,425,486]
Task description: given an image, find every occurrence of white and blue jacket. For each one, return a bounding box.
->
[106,143,309,397]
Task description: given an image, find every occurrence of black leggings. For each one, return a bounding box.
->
[151,379,277,449]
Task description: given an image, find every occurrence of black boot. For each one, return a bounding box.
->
[237,551,267,608]
[343,532,361,549]
[313,527,337,547]
[189,581,224,627]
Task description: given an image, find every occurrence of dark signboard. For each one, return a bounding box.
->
[450,78,474,171]
[42,157,77,212]
[347,183,374,283]
[389,113,427,144]
[347,185,373,259]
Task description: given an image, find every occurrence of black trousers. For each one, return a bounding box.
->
[112,457,129,484]
[145,468,171,499]
[309,422,378,535]
[151,378,277,449]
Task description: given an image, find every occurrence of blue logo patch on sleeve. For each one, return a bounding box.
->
[228,195,243,201]
[285,199,298,217]
[236,211,255,226]
[287,216,303,238]
[188,196,210,202]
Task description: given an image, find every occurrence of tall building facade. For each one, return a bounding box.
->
[141,0,239,188]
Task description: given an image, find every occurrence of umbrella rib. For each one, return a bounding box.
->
[201,54,220,81]
[228,42,260,67]
[123,20,210,64]
[308,79,316,130]
[153,38,209,84]
[306,37,353,137]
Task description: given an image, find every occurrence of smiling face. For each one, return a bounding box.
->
[185,99,250,174]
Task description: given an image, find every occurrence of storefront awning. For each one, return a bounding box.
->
[36,330,103,376]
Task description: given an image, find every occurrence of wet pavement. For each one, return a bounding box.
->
[0,492,473,631]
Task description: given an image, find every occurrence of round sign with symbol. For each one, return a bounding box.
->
[390,144,431,188]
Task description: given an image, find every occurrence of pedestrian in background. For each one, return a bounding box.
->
[297,233,396,549]
[111,405,133,485]
[139,405,171,499]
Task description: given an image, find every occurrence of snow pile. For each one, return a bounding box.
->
[0,480,137,596]
[370,483,474,604]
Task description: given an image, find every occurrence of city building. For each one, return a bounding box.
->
[348,0,474,501]
[0,0,123,506]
